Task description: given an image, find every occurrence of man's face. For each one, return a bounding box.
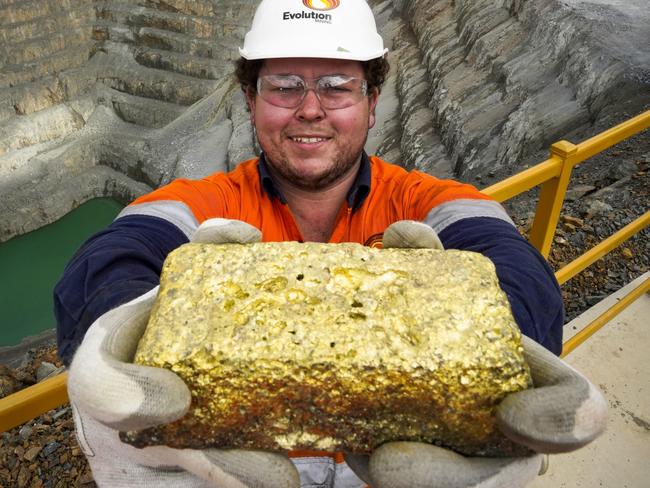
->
[246,58,379,191]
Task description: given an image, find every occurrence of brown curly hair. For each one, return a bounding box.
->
[235,56,390,95]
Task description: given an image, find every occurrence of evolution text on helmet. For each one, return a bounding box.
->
[239,0,388,61]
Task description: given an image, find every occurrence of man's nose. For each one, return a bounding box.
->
[295,88,325,120]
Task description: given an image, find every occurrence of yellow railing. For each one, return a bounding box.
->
[484,109,649,357]
[0,373,68,432]
[561,277,650,357]
[1,110,648,433]
[484,110,650,260]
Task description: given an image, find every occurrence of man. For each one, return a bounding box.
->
[55,0,606,487]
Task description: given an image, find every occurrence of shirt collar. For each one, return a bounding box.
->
[258,153,286,203]
[257,152,371,213]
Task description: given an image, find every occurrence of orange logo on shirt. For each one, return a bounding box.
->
[364,233,384,249]
[303,0,340,11]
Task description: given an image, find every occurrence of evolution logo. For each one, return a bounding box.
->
[283,0,340,23]
[364,233,384,249]
[302,0,340,10]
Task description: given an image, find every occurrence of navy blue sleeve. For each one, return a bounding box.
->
[438,217,564,355]
[54,215,189,365]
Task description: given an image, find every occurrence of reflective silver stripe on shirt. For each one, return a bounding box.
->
[423,198,515,235]
[116,200,199,239]
[291,457,367,488]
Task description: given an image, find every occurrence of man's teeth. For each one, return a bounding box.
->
[291,137,326,143]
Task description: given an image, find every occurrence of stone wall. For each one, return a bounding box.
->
[378,0,650,175]
[1,0,648,241]
[0,0,258,241]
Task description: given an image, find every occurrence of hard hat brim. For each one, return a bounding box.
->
[239,47,388,62]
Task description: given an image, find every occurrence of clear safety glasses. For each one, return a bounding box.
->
[256,74,369,110]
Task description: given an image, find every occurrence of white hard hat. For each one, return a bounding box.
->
[239,0,388,61]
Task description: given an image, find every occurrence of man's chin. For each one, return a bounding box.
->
[287,172,338,191]
[267,150,363,190]
[283,160,340,188]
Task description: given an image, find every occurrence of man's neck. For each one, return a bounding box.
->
[272,160,361,242]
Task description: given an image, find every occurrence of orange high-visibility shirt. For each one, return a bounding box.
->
[128,155,494,246]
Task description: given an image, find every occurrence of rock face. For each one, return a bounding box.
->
[1,0,648,241]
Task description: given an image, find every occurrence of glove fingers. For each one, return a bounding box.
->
[192,218,262,244]
[68,288,191,431]
[382,220,444,249]
[71,409,213,488]
[368,442,541,488]
[497,335,607,453]
[174,449,300,488]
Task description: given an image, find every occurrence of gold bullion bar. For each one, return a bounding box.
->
[121,242,532,456]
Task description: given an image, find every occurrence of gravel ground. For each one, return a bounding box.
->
[1,119,647,487]
[0,349,96,487]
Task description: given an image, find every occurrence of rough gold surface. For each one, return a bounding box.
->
[123,242,532,455]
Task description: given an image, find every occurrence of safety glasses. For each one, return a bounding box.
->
[257,74,369,110]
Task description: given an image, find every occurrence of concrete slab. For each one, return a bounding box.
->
[530,272,650,488]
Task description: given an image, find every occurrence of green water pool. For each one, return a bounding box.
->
[0,198,124,347]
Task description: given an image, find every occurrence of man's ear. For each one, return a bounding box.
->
[368,87,380,129]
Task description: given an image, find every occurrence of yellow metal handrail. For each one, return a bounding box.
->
[484,109,650,259]
[484,110,649,355]
[561,276,650,357]
[0,373,68,432]
[1,110,648,433]
[481,158,562,203]
[555,212,650,285]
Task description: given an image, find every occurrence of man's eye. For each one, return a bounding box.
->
[320,77,355,91]
[322,85,352,93]
[272,86,302,93]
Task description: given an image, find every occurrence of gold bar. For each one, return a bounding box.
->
[123,242,532,456]
[556,211,650,285]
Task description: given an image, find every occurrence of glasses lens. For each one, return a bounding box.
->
[257,75,368,109]
[317,76,367,109]
[258,75,305,108]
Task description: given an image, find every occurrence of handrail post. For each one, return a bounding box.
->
[528,140,578,257]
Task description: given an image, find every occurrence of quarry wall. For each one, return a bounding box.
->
[1,0,648,241]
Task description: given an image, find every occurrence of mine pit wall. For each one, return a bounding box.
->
[1,0,96,116]
[390,0,649,176]
[0,0,258,242]
[1,0,648,242]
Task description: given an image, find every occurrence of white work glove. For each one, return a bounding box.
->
[68,219,301,487]
[382,219,445,250]
[343,220,608,488]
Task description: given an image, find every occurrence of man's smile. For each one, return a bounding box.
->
[289,136,329,144]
